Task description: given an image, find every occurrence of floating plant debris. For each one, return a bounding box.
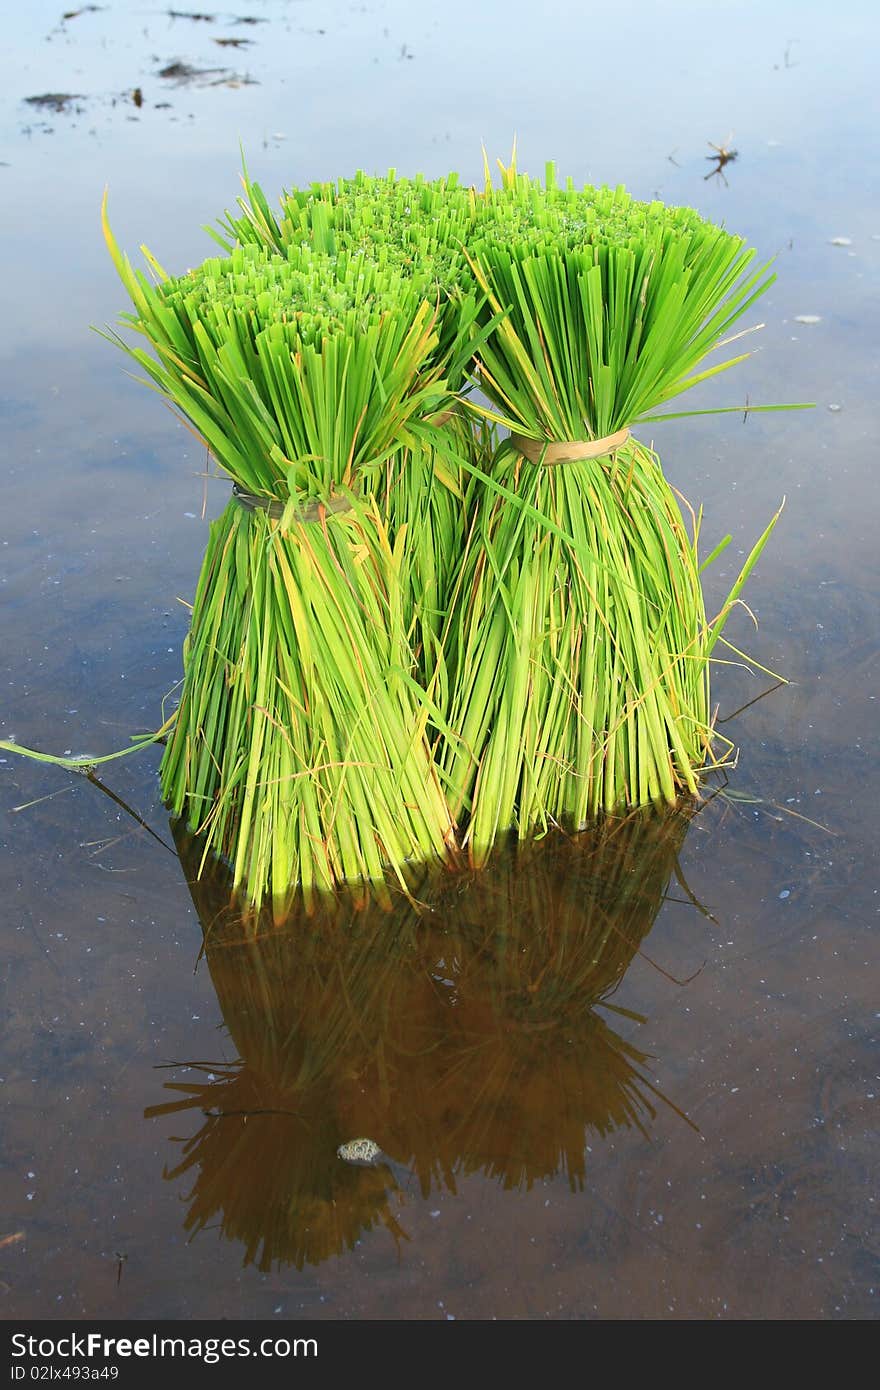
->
[210,73,258,87]
[155,60,254,88]
[24,92,85,112]
[705,136,738,182]
[157,61,226,82]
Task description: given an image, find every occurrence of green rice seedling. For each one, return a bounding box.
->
[102,209,470,913]
[211,166,478,346]
[438,156,797,863]
[210,169,490,670]
[211,174,498,689]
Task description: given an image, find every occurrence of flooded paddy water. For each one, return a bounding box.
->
[1,0,877,1322]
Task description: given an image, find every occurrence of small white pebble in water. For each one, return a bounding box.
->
[827,403,842,412]
[338,1137,381,1164]
[779,889,791,899]
[794,314,821,324]
[828,236,852,246]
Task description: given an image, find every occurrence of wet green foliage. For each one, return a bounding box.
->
[94,151,790,906]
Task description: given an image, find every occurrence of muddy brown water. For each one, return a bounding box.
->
[1,0,877,1321]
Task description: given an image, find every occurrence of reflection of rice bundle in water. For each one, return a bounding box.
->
[360,805,699,1192]
[151,805,697,1269]
[174,802,692,1066]
[147,1063,410,1273]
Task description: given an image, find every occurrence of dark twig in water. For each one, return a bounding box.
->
[636,950,706,986]
[201,1107,309,1120]
[84,770,177,855]
[672,854,720,925]
[774,38,799,69]
[705,136,738,184]
[716,678,788,725]
[21,907,63,978]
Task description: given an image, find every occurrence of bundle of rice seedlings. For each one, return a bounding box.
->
[211,168,485,685]
[440,157,789,864]
[3,159,801,916]
[102,212,472,913]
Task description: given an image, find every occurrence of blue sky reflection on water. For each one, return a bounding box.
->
[0,0,878,1321]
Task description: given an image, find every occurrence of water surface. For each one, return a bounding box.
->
[1,0,877,1321]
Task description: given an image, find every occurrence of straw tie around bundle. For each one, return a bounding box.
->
[509,428,631,465]
[231,483,354,523]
